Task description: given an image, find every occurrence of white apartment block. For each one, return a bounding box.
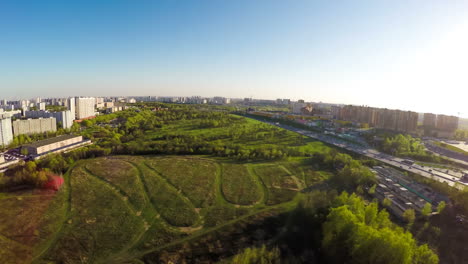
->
[53,110,74,129]
[75,97,95,119]
[25,110,74,129]
[0,118,13,147]
[38,102,46,111]
[67,97,76,120]
[13,118,57,136]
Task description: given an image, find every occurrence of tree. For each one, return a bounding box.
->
[20,147,29,156]
[383,197,392,207]
[421,202,432,217]
[322,193,438,264]
[36,170,48,186]
[402,209,416,229]
[230,245,281,264]
[437,201,446,214]
[368,184,377,194]
[356,185,364,195]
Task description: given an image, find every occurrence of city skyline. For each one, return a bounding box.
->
[1,94,467,119]
[1,1,468,117]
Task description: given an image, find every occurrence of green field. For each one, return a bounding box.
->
[221,163,262,205]
[0,155,330,263]
[145,157,217,208]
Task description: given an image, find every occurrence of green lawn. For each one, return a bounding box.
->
[221,163,262,205]
[253,165,300,205]
[139,163,199,227]
[145,157,218,208]
[254,165,297,190]
[84,158,148,210]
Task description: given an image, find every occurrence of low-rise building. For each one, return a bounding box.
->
[22,134,91,157]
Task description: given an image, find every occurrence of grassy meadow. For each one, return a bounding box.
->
[0,155,330,263]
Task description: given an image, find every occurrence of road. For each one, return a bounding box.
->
[260,120,468,189]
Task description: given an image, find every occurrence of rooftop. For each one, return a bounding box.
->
[23,134,82,148]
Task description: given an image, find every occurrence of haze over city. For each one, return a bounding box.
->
[1,0,467,117]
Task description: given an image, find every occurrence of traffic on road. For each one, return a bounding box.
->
[263,120,468,189]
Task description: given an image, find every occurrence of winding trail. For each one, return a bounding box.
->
[83,167,140,215]
[278,165,304,190]
[119,198,298,263]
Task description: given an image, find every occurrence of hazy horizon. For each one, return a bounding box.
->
[1,0,467,117]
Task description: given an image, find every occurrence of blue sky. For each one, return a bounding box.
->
[1,0,467,116]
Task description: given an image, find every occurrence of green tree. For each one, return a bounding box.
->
[436,201,446,214]
[383,197,392,207]
[20,147,29,155]
[402,209,416,229]
[322,193,438,264]
[230,245,281,264]
[421,202,433,217]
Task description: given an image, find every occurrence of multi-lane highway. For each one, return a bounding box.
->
[261,120,468,189]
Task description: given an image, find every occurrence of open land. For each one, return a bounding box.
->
[0,155,329,263]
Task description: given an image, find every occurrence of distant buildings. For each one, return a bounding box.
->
[336,105,418,133]
[75,97,96,119]
[12,118,57,136]
[423,113,459,138]
[276,99,291,105]
[25,110,74,129]
[67,97,76,120]
[436,115,459,132]
[0,118,13,146]
[211,97,231,105]
[0,110,21,119]
[423,113,437,128]
[37,102,46,111]
[53,111,74,129]
[292,102,306,114]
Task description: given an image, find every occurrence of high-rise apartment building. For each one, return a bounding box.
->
[336,105,418,133]
[436,115,459,132]
[53,111,74,129]
[67,97,76,120]
[0,118,13,147]
[38,102,46,111]
[75,97,95,119]
[423,113,458,137]
[423,113,437,128]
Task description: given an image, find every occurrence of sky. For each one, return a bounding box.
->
[1,0,467,117]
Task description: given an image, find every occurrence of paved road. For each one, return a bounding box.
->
[259,120,468,189]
